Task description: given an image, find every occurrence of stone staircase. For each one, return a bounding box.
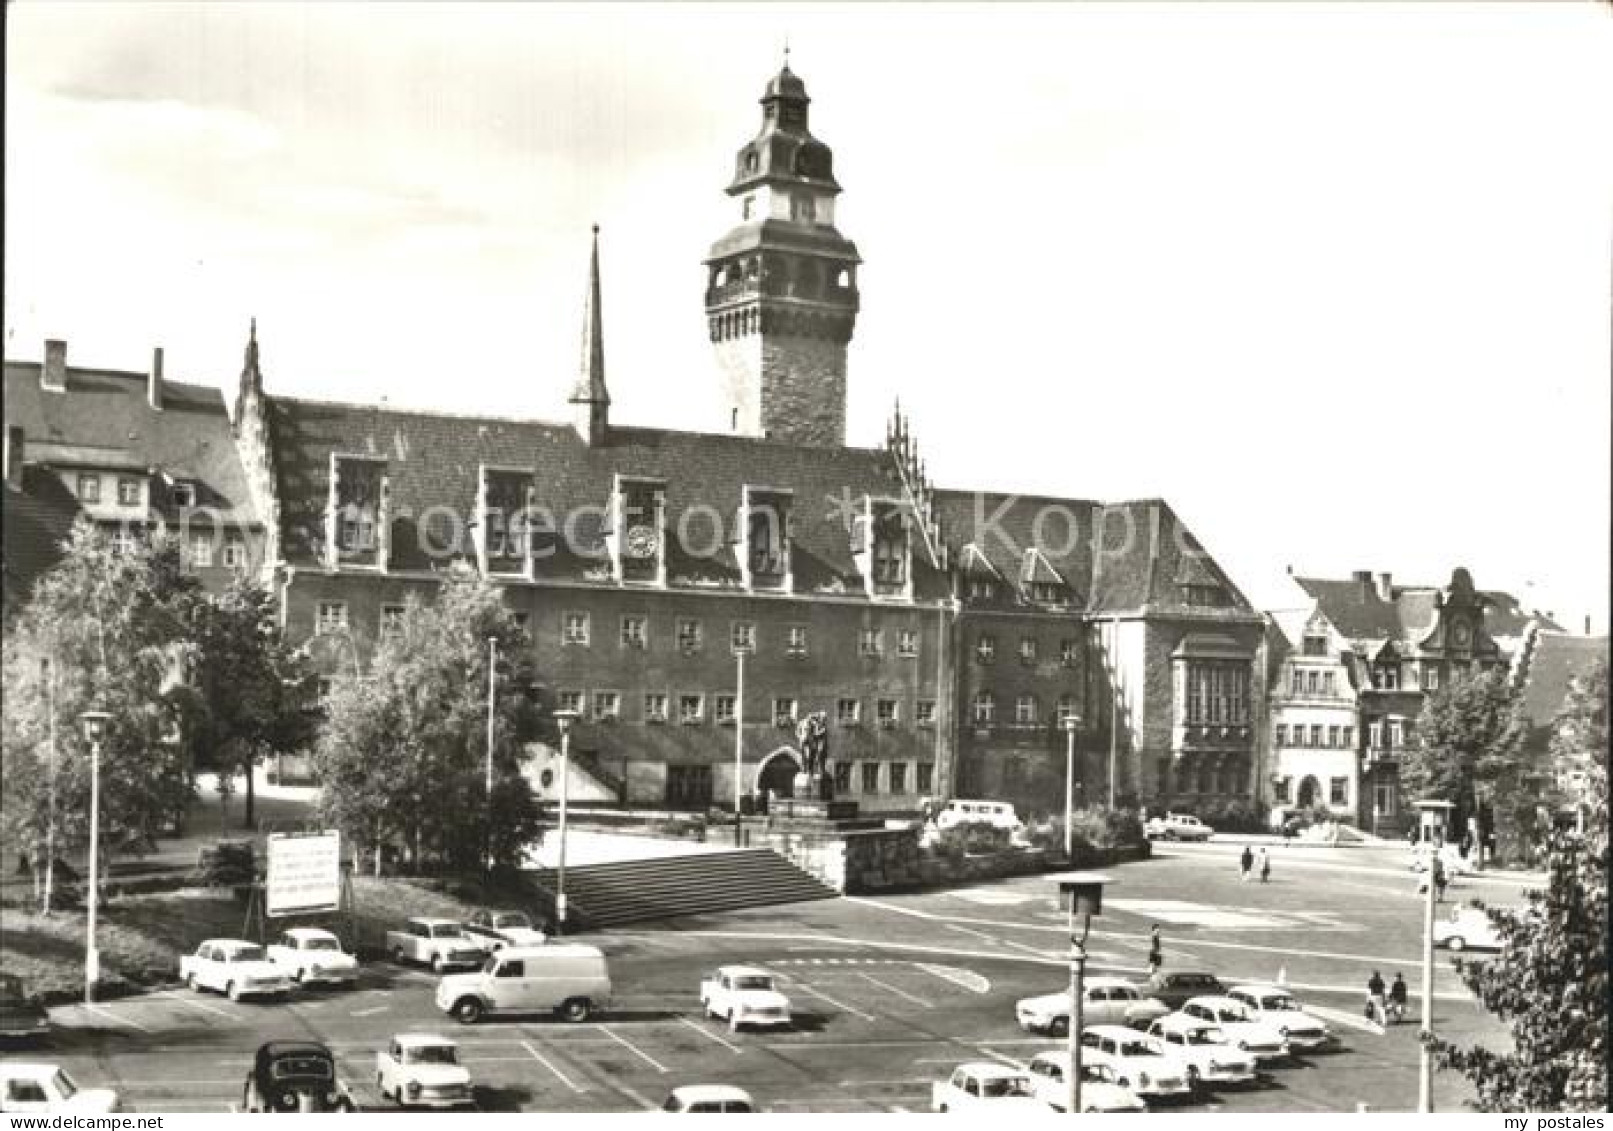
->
[527,848,838,930]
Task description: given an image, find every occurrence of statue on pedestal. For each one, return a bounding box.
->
[795,711,834,801]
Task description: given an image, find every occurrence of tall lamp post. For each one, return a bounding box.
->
[1415,798,1454,1114]
[552,709,579,935]
[78,710,112,1004]
[734,646,746,846]
[484,637,498,872]
[1057,873,1109,1115]
[1061,713,1083,858]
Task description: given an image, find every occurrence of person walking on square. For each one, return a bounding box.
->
[1365,970,1387,1027]
[1259,847,1271,883]
[1148,924,1163,973]
[1388,972,1408,1024]
[1240,844,1254,882]
[1432,856,1448,902]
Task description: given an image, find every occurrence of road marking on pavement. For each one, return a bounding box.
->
[351,1005,389,1017]
[597,1024,670,1073]
[610,1080,663,1111]
[944,922,999,944]
[676,1014,743,1053]
[912,963,990,994]
[857,971,932,1008]
[521,1040,587,1092]
[87,1003,154,1032]
[948,889,1039,906]
[1307,1002,1384,1035]
[974,1046,1024,1069]
[160,990,240,1020]
[786,981,878,1022]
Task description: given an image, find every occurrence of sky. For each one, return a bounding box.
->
[7,2,1611,631]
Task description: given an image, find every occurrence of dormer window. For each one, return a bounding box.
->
[328,454,388,569]
[612,475,666,585]
[852,497,912,600]
[117,477,143,507]
[969,578,995,601]
[171,480,196,508]
[76,474,101,503]
[338,502,376,553]
[1302,632,1328,656]
[742,487,792,590]
[479,467,537,577]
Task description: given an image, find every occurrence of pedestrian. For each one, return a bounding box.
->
[1148,924,1163,973]
[1432,857,1448,903]
[1259,847,1271,883]
[1388,973,1408,1024]
[1365,970,1387,1027]
[1239,844,1254,882]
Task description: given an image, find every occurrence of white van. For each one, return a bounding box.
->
[935,799,1022,832]
[434,944,611,1024]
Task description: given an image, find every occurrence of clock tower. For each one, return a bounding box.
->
[705,64,861,447]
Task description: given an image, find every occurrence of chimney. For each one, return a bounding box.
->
[42,339,67,392]
[1376,571,1393,601]
[148,347,164,411]
[1586,615,1592,636]
[1352,569,1374,599]
[5,426,23,490]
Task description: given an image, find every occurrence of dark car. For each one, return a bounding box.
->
[1144,971,1228,1011]
[242,1041,356,1113]
[0,974,50,1041]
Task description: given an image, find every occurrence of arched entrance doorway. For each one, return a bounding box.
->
[1297,775,1320,809]
[755,748,802,799]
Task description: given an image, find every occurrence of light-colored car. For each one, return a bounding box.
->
[268,928,360,987]
[699,965,792,1032]
[1178,996,1289,1062]
[1015,976,1170,1036]
[436,944,611,1024]
[1026,1052,1147,1113]
[1225,985,1335,1053]
[1144,813,1213,841]
[1433,907,1503,952]
[180,939,293,1001]
[375,1033,474,1108]
[661,1085,759,1113]
[462,910,547,953]
[1146,1016,1258,1088]
[1078,1025,1193,1099]
[0,1065,119,1113]
[932,1062,1046,1113]
[387,918,486,973]
[935,800,1023,832]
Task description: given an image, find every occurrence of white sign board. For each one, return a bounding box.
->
[266,831,341,917]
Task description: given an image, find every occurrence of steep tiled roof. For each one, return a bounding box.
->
[1518,632,1608,726]
[1297,572,1557,652]
[2,469,81,607]
[3,362,259,525]
[932,490,1096,605]
[1293,576,1403,640]
[1483,591,1564,638]
[264,396,956,596]
[1084,499,1258,619]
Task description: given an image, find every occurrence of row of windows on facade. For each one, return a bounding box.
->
[73,472,197,509]
[974,635,1082,666]
[1181,663,1253,725]
[1272,775,1352,807]
[1287,668,1342,697]
[665,760,933,805]
[1366,660,1493,692]
[96,524,247,568]
[971,691,1082,727]
[1273,723,1356,750]
[555,689,939,729]
[1159,763,1251,797]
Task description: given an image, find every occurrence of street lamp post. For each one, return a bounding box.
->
[484,637,497,872]
[1062,713,1083,858]
[42,658,59,915]
[1415,799,1454,1113]
[1057,873,1109,1116]
[78,710,112,1004]
[734,647,746,846]
[552,709,579,935]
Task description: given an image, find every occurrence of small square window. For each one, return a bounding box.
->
[833,762,852,792]
[1015,695,1038,725]
[592,691,620,722]
[836,698,861,727]
[221,532,247,568]
[620,616,647,649]
[76,473,101,503]
[562,612,591,646]
[1274,776,1292,803]
[786,626,808,656]
[897,629,919,658]
[861,762,881,794]
[380,605,406,637]
[1274,724,1287,747]
[558,689,584,715]
[187,530,213,568]
[876,699,899,728]
[713,694,736,725]
[677,618,703,653]
[859,629,882,657]
[889,762,908,794]
[1310,724,1323,747]
[975,635,996,664]
[773,698,797,728]
[1329,777,1349,806]
[117,477,143,506]
[1327,725,1340,748]
[316,601,348,634]
[1425,666,1440,691]
[110,526,137,555]
[644,693,668,723]
[730,622,756,654]
[1018,638,1038,665]
[1342,725,1354,748]
[916,762,934,795]
[1056,694,1079,725]
[681,694,706,725]
[916,700,937,727]
[972,692,995,725]
[968,578,994,601]
[171,480,197,508]
[1060,639,1079,668]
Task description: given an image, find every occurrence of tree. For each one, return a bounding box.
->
[311,571,538,874]
[0,522,200,909]
[183,577,318,829]
[1428,713,1607,1111]
[1400,668,1539,860]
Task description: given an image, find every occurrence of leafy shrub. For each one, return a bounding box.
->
[1026,806,1145,855]
[924,820,1011,858]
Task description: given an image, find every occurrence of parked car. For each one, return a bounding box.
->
[931,1063,1045,1113]
[1015,976,1170,1036]
[1225,984,1335,1052]
[699,966,793,1032]
[0,973,50,1041]
[436,944,611,1024]
[375,1033,473,1109]
[386,918,486,973]
[268,928,359,988]
[1077,1025,1193,1100]
[1144,814,1213,841]
[1146,1016,1258,1088]
[1144,970,1227,1010]
[935,800,1023,832]
[180,939,293,1001]
[1177,996,1289,1062]
[241,1041,355,1113]
[661,1085,759,1113]
[1025,1052,1147,1113]
[0,1065,118,1113]
[1433,906,1504,952]
[462,910,547,953]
